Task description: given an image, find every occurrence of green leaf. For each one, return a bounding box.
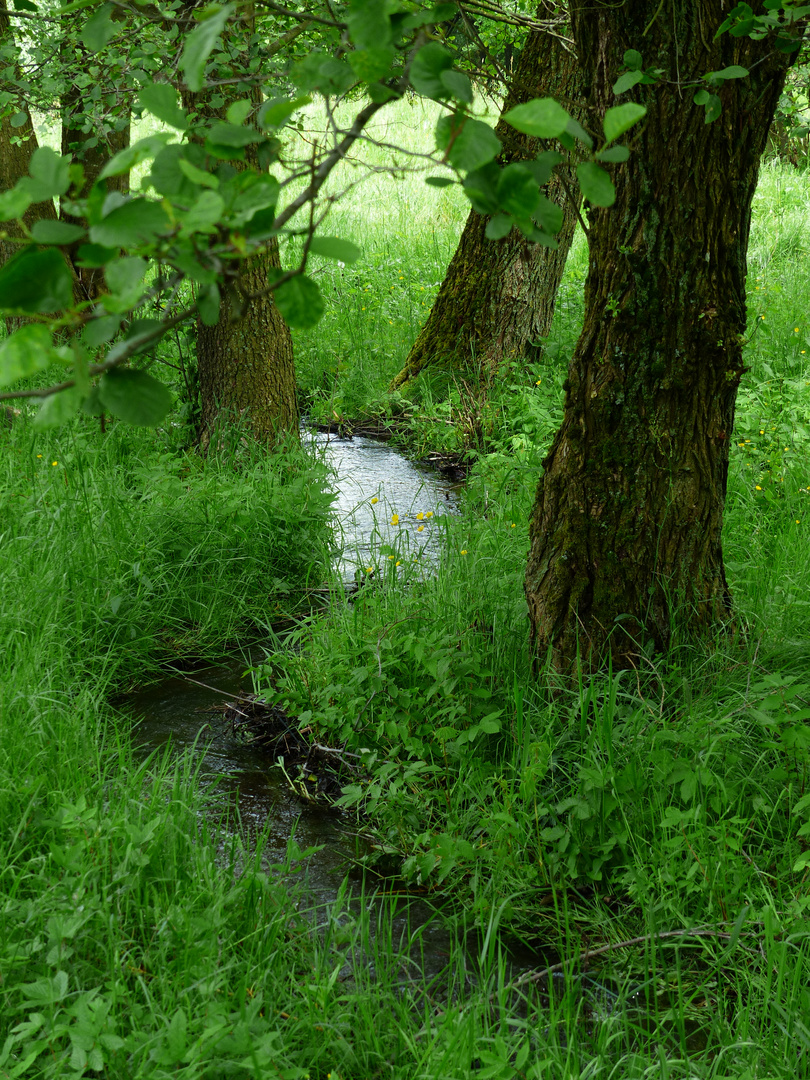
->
[83,315,121,348]
[0,324,58,387]
[347,0,392,49]
[409,42,453,99]
[504,97,571,139]
[706,65,749,80]
[226,98,252,125]
[20,147,71,201]
[440,69,473,104]
[523,149,563,189]
[603,103,646,144]
[596,145,630,163]
[291,54,354,95]
[80,3,116,51]
[100,133,173,179]
[462,163,500,215]
[534,194,563,235]
[180,5,231,92]
[577,162,616,207]
[565,117,593,149]
[0,186,32,221]
[309,236,361,263]
[425,176,454,188]
[197,283,220,326]
[612,70,644,95]
[104,257,147,312]
[138,83,188,131]
[205,122,261,147]
[485,214,512,240]
[75,243,117,267]
[230,175,279,225]
[180,190,224,234]
[437,116,501,173]
[98,368,173,426]
[89,199,171,248]
[349,47,395,84]
[10,110,29,128]
[624,49,643,70]
[0,246,74,313]
[30,220,85,244]
[703,93,722,123]
[33,387,82,429]
[496,164,540,218]
[177,157,219,189]
[274,276,324,329]
[258,95,311,130]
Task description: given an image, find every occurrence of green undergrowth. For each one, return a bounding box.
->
[254,412,810,1075]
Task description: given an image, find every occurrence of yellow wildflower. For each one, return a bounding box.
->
[370,497,378,504]
[756,485,762,490]
[416,512,424,520]
[460,549,468,555]
[417,525,424,532]
[51,461,58,467]
[391,514,399,525]
[426,511,433,518]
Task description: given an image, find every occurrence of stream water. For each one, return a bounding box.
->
[123,432,697,1044]
[125,432,478,983]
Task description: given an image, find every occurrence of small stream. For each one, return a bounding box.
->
[123,432,701,1045]
[126,432,478,983]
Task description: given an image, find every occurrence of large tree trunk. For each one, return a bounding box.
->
[182,15,298,449]
[391,14,583,390]
[525,1,797,675]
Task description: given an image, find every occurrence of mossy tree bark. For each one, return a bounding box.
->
[182,15,297,449]
[525,2,798,675]
[391,14,584,390]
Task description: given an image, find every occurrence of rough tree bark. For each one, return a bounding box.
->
[391,9,584,390]
[60,36,131,301]
[525,1,799,675]
[0,9,58,269]
[182,14,297,448]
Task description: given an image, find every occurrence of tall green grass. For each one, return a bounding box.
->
[3,101,810,1077]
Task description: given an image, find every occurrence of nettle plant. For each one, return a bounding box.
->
[0,0,647,427]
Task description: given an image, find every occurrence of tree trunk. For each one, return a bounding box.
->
[60,22,130,301]
[525,1,797,675]
[181,15,298,448]
[0,9,58,269]
[195,238,297,446]
[391,15,583,390]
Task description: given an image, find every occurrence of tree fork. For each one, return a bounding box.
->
[525,0,799,675]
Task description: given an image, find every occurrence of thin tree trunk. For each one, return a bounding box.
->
[60,20,130,300]
[525,1,798,675]
[391,12,583,389]
[181,21,298,448]
[0,9,58,268]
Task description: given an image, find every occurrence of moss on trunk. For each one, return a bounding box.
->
[525,1,798,674]
[391,13,584,390]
